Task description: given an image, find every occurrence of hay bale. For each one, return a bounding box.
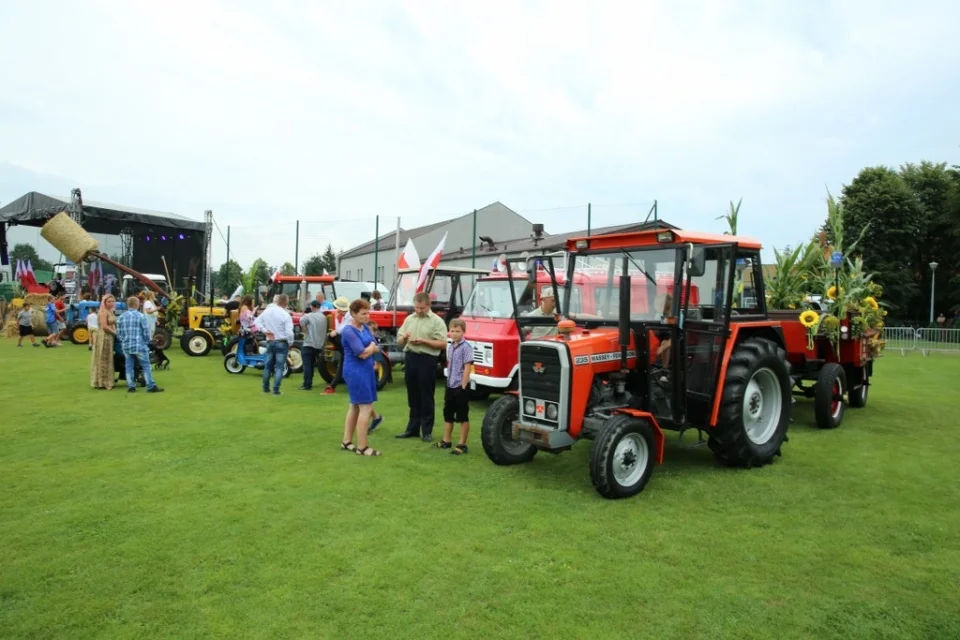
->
[2,316,17,338]
[0,302,46,338]
[25,293,51,308]
[40,211,99,263]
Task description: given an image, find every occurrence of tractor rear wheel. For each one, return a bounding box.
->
[287,343,304,373]
[481,395,538,466]
[181,330,212,357]
[374,355,391,391]
[318,342,340,384]
[153,327,172,351]
[589,415,655,499]
[815,363,846,428]
[708,337,791,468]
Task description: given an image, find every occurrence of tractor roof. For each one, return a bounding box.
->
[398,266,490,275]
[566,228,763,252]
[270,275,336,283]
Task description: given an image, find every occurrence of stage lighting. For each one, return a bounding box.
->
[161,235,167,241]
[178,234,184,240]
[145,235,151,242]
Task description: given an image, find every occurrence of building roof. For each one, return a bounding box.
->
[0,191,206,234]
[339,202,527,259]
[442,219,678,260]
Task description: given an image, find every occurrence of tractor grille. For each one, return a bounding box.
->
[519,344,564,405]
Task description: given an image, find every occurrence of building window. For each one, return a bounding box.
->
[378,266,385,283]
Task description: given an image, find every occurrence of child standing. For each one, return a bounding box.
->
[436,318,474,455]
[17,303,40,347]
[86,308,99,351]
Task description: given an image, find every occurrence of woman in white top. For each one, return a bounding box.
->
[142,291,158,338]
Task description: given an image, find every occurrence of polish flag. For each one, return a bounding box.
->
[269,268,281,283]
[25,260,38,288]
[415,232,447,293]
[15,259,23,280]
[397,238,420,270]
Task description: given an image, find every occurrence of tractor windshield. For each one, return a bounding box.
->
[462,278,524,318]
[566,248,679,322]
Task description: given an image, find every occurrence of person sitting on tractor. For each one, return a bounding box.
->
[523,288,560,340]
[654,292,675,370]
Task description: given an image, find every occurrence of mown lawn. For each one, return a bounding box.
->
[1,340,959,639]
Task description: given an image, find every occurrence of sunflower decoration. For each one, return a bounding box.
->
[864,296,879,310]
[800,309,820,350]
[826,285,841,301]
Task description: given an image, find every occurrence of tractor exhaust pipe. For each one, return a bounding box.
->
[619,272,631,370]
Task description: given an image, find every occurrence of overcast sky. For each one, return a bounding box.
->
[2,0,958,272]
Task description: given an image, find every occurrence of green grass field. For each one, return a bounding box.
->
[2,340,959,639]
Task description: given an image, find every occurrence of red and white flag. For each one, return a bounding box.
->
[270,268,281,284]
[415,232,447,293]
[15,259,23,280]
[397,237,420,271]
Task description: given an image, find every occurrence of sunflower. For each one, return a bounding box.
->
[800,310,820,328]
[864,296,879,310]
[826,285,840,300]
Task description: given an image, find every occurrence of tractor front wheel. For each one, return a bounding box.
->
[814,363,847,428]
[849,368,868,409]
[589,415,656,499]
[708,337,791,468]
[481,395,538,466]
[181,330,212,357]
[70,325,90,345]
[287,343,304,374]
[318,342,340,385]
[374,354,391,391]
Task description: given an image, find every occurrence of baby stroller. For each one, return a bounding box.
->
[114,340,170,387]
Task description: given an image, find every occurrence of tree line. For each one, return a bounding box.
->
[212,243,340,295]
[816,161,959,323]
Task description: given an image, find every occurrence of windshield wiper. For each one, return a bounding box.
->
[621,250,658,287]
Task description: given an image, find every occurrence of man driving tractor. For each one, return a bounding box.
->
[523,287,560,340]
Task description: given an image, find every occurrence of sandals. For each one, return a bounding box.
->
[435,441,452,450]
[356,446,382,457]
[340,441,357,452]
[451,444,468,456]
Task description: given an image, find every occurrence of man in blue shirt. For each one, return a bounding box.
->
[117,297,164,393]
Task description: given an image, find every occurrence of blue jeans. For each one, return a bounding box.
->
[262,341,289,392]
[124,350,157,389]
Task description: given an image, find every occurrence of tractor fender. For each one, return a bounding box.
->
[193,328,215,343]
[611,409,666,464]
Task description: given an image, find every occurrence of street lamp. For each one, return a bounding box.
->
[929,261,939,324]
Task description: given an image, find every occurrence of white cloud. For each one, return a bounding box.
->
[2,0,959,269]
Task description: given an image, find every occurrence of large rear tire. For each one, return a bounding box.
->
[70,325,90,345]
[287,343,304,374]
[589,415,655,499]
[814,363,846,428]
[318,342,340,384]
[481,395,538,466]
[708,337,791,468]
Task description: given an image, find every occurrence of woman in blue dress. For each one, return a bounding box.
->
[339,298,383,457]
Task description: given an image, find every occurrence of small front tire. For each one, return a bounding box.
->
[815,363,846,428]
[589,415,656,499]
[224,354,246,374]
[481,395,538,466]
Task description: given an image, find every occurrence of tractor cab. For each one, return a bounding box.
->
[386,266,486,322]
[261,275,338,314]
[481,228,790,500]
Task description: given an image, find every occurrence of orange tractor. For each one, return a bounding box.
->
[481,228,796,499]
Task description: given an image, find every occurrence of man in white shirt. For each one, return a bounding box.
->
[257,293,295,395]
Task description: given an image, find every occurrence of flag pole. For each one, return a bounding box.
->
[393,216,400,326]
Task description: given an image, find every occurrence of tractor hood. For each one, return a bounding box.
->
[533,327,637,371]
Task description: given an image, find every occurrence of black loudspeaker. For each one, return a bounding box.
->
[0,224,8,266]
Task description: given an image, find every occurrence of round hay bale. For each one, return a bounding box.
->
[40,212,99,263]
[25,293,52,308]
[31,309,50,336]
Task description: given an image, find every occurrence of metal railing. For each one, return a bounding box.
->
[878,327,960,355]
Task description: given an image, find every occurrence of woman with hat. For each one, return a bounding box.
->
[324,296,352,394]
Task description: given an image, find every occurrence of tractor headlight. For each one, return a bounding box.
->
[546,403,558,420]
[524,399,536,415]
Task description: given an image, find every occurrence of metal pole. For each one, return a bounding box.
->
[587,202,591,236]
[226,226,231,293]
[929,264,938,324]
[393,216,400,326]
[374,215,379,285]
[294,220,300,275]
[471,208,478,268]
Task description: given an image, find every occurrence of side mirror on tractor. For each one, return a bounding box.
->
[688,245,707,278]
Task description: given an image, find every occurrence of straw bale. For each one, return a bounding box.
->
[1,306,47,337]
[25,293,52,308]
[40,212,99,263]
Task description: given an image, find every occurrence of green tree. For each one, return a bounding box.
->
[280,261,297,276]
[899,161,960,318]
[216,259,244,294]
[10,243,53,272]
[717,197,742,235]
[321,244,338,275]
[302,253,325,276]
[242,258,272,293]
[840,166,924,319]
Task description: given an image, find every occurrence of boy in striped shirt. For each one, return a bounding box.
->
[436,318,473,455]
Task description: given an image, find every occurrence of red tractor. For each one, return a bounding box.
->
[481,228,801,499]
[460,257,699,399]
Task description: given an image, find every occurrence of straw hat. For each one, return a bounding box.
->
[333,296,350,312]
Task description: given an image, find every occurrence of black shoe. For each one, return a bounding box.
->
[263,388,270,393]
[395,431,419,439]
[147,386,164,393]
[298,385,311,391]
[127,388,136,393]
[273,390,282,396]
[422,435,433,443]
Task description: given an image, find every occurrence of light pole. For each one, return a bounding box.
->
[929,261,939,325]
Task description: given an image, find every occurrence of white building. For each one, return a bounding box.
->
[337,202,535,286]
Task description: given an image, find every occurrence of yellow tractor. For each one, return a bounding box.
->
[179,305,234,357]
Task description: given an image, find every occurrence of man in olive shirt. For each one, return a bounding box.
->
[395,292,449,441]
